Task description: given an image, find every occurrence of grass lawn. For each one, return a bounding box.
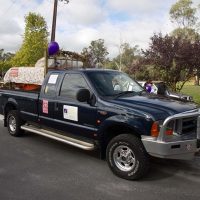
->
[181,83,200,105]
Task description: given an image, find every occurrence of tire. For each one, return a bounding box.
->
[106,134,149,180]
[7,110,23,137]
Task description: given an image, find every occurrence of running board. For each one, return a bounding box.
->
[21,125,95,151]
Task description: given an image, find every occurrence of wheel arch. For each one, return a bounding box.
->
[99,123,142,159]
[4,100,18,127]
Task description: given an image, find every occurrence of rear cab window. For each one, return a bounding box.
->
[44,73,60,96]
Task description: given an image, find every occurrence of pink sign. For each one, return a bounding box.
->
[42,100,48,114]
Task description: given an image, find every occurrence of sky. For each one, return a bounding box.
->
[0,0,199,58]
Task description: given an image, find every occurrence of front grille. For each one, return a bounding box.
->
[175,117,197,135]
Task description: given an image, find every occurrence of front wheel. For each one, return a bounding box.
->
[106,134,149,180]
[7,110,23,137]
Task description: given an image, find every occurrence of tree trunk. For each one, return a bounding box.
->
[169,82,177,92]
[194,69,200,86]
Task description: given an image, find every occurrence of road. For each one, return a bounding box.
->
[0,115,200,200]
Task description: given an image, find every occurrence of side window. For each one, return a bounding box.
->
[44,73,59,96]
[60,73,89,99]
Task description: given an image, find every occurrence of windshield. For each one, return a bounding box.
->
[86,70,144,97]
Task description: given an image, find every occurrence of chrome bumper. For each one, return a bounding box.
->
[142,110,200,160]
[142,137,198,160]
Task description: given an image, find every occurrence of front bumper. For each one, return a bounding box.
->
[142,137,198,160]
[142,110,200,160]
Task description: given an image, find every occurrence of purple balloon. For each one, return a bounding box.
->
[48,41,59,56]
[146,84,152,93]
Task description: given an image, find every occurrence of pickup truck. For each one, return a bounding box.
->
[0,69,200,180]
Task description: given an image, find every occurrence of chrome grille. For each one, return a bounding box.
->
[175,117,197,135]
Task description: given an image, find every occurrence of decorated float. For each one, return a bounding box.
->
[2,42,85,91]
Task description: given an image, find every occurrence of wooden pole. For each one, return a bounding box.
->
[51,0,58,42]
[44,48,48,76]
[51,0,69,42]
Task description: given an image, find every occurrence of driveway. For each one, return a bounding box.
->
[0,115,200,200]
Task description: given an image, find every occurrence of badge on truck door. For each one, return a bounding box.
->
[42,100,49,114]
[63,105,78,121]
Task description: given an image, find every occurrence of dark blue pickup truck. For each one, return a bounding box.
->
[0,69,200,180]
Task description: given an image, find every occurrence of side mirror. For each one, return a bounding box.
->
[76,88,90,102]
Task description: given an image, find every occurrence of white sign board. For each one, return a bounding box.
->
[63,105,78,121]
[48,74,58,84]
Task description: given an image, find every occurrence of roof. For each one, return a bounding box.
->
[48,68,119,74]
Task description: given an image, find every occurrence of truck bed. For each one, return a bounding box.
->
[0,89,39,123]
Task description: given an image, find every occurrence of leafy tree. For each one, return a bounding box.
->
[172,27,200,40]
[81,39,108,68]
[170,0,200,85]
[170,0,197,28]
[112,43,140,72]
[143,33,200,91]
[0,49,14,77]
[127,57,153,80]
[170,0,200,39]
[103,58,118,70]
[0,49,14,61]
[11,12,48,66]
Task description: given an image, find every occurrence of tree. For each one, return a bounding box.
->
[0,49,14,77]
[172,27,200,40]
[112,43,139,72]
[127,57,153,80]
[170,0,197,28]
[170,0,200,40]
[143,33,200,91]
[170,0,200,85]
[11,12,48,66]
[0,49,14,61]
[81,39,108,68]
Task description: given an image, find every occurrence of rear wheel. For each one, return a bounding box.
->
[106,134,149,180]
[7,110,23,137]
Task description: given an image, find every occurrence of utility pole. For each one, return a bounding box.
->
[46,0,69,76]
[51,0,69,42]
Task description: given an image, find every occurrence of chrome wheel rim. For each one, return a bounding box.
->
[9,116,16,132]
[113,145,136,172]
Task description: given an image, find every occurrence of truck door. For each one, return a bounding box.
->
[38,72,62,128]
[53,73,97,139]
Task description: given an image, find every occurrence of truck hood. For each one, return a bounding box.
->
[107,93,198,120]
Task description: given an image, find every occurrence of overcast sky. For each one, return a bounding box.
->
[0,0,199,58]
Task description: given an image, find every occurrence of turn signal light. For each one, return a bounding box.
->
[151,122,159,137]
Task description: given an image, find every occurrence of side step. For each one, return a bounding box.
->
[21,125,95,151]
